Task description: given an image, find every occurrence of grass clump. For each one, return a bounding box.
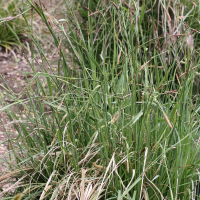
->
[0,0,30,52]
[0,0,200,199]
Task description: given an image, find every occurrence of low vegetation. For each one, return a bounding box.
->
[0,0,29,53]
[0,0,200,199]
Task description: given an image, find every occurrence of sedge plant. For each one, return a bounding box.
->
[0,0,200,199]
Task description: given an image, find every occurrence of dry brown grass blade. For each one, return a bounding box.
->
[83,5,92,13]
[176,73,181,86]
[39,185,51,200]
[93,162,107,170]
[63,167,104,200]
[0,175,26,198]
[139,60,151,72]
[51,134,57,146]
[80,169,86,200]
[125,169,135,190]
[117,49,122,64]
[150,65,164,69]
[57,99,63,110]
[96,153,116,198]
[55,38,62,57]
[176,110,180,117]
[88,11,100,17]
[163,112,172,129]
[163,6,171,21]
[163,90,177,95]
[110,111,119,124]
[1,15,20,23]
[139,147,148,200]
[180,67,196,78]
[111,1,119,10]
[145,174,164,199]
[0,167,33,182]
[127,159,129,174]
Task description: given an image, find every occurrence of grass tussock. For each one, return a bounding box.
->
[0,0,30,53]
[0,0,200,199]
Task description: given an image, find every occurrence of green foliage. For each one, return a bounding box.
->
[0,0,200,199]
[0,0,27,51]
